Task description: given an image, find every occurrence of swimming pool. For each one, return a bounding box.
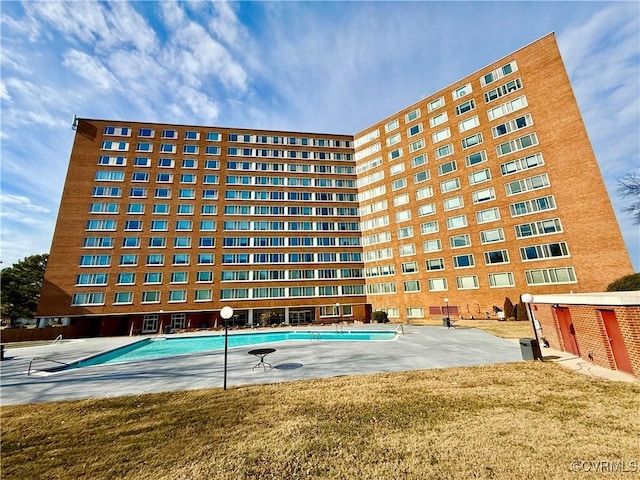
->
[64,330,398,369]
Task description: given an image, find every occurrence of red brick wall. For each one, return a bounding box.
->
[532,303,639,377]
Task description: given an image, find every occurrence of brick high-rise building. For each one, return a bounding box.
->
[37,33,633,335]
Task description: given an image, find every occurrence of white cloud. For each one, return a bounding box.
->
[62,49,119,90]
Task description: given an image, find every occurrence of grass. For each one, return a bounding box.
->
[2,362,639,480]
[400,318,534,339]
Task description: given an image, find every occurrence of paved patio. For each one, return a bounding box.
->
[0,325,524,405]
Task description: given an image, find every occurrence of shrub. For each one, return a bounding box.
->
[503,297,515,319]
[606,273,640,292]
[371,311,389,323]
[516,300,528,321]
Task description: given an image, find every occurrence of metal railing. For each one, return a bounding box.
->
[52,334,63,345]
[28,357,70,376]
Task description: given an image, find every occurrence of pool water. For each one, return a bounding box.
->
[68,330,397,369]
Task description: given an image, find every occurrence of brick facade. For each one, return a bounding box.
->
[37,33,633,336]
[531,293,640,377]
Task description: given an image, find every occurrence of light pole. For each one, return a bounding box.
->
[521,293,543,361]
[220,306,234,390]
[444,297,450,327]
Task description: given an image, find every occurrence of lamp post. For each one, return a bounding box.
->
[444,297,450,327]
[521,293,543,362]
[220,306,234,390]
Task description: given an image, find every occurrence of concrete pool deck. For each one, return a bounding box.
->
[0,323,610,406]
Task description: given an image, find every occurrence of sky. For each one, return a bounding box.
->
[1,1,639,271]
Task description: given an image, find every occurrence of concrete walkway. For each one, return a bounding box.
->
[1,325,634,406]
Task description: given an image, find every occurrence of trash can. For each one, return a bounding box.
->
[442,317,451,328]
[519,338,542,361]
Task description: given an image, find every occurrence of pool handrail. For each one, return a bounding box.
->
[28,357,71,376]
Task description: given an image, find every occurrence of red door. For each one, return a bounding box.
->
[601,310,634,374]
[556,307,580,356]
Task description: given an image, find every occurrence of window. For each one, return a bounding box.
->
[488,95,528,121]
[162,129,178,139]
[159,144,176,154]
[456,275,479,290]
[443,196,464,211]
[492,114,533,138]
[90,202,119,214]
[515,218,563,239]
[138,128,154,138]
[199,237,216,248]
[446,214,467,229]
[455,99,476,116]
[182,159,197,169]
[177,204,194,215]
[390,163,405,176]
[480,61,518,87]
[458,115,480,133]
[496,133,538,157]
[150,220,168,231]
[175,220,192,231]
[450,234,471,249]
[403,280,421,292]
[500,153,545,176]
[100,141,129,151]
[133,157,150,167]
[468,168,491,185]
[409,138,425,153]
[476,207,501,224]
[172,254,189,265]
[423,239,442,253]
[184,130,200,140]
[465,151,487,167]
[395,209,411,223]
[416,186,434,200]
[141,291,160,303]
[453,83,472,100]
[488,272,516,287]
[413,170,430,184]
[124,220,142,231]
[196,271,213,283]
[113,292,133,305]
[131,172,149,182]
[392,177,407,191]
[179,189,195,199]
[430,112,448,128]
[438,161,457,177]
[129,187,146,198]
[389,148,403,161]
[136,142,153,152]
[484,250,510,265]
[453,254,474,268]
[411,154,427,168]
[399,244,416,256]
[428,278,448,292]
[421,221,439,235]
[418,203,436,217]
[197,253,215,265]
[484,78,523,103]
[440,177,460,193]
[71,292,106,306]
[152,204,169,215]
[119,254,138,266]
[121,237,140,249]
[148,237,166,248]
[93,186,122,198]
[75,273,109,286]
[505,173,550,196]
[525,267,577,285]
[428,96,445,112]
[405,108,421,123]
[386,133,401,146]
[99,155,126,166]
[384,120,399,133]
[520,242,570,261]
[435,144,454,159]
[398,226,414,239]
[83,237,114,248]
[509,196,556,217]
[169,290,187,303]
[462,133,483,149]
[472,187,496,204]
[95,170,125,182]
[158,158,175,168]
[480,228,505,244]
[432,128,451,143]
[426,258,445,271]
[195,289,212,302]
[86,219,117,231]
[394,193,410,207]
[146,254,164,266]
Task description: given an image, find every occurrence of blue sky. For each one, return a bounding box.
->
[1,1,639,271]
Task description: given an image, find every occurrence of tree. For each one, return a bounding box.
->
[606,273,640,292]
[503,297,515,319]
[1,254,48,327]
[371,311,389,323]
[618,173,640,224]
[516,299,528,321]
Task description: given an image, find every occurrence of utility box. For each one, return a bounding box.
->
[519,338,542,361]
